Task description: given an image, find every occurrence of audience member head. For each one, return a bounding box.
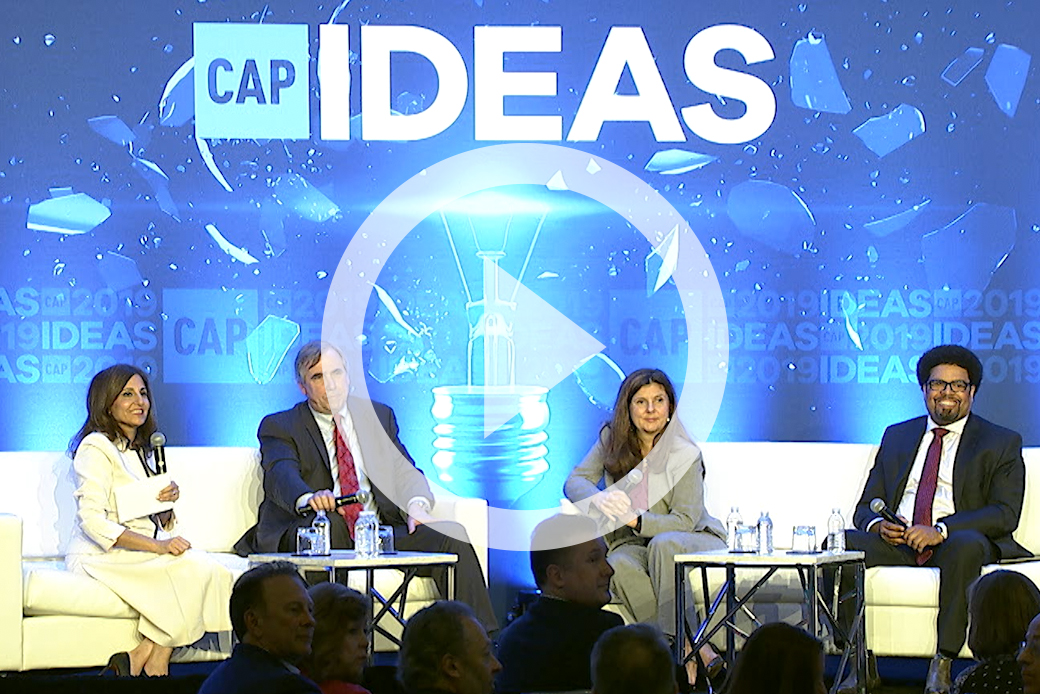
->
[968,570,1040,660]
[604,368,678,477]
[530,514,614,607]
[1020,613,1040,694]
[591,623,676,694]
[302,582,371,684]
[295,340,349,414]
[398,601,501,694]
[723,622,825,694]
[69,363,157,454]
[230,562,315,662]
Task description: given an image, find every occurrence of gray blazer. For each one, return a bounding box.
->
[564,420,726,550]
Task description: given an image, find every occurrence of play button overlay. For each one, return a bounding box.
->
[477,265,606,437]
[323,143,728,551]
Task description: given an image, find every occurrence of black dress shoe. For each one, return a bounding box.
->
[100,651,131,677]
[702,655,728,691]
[925,654,952,694]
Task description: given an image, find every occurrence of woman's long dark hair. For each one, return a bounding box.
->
[967,570,1040,659]
[723,622,826,694]
[601,368,677,479]
[68,364,157,456]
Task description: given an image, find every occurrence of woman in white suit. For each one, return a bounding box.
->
[66,364,232,677]
[565,368,727,686]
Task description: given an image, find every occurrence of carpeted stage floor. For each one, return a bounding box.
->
[0,655,974,694]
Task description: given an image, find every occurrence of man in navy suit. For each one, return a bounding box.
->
[838,345,1029,694]
[199,561,320,694]
[236,340,497,631]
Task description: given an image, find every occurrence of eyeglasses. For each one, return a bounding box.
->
[926,379,971,393]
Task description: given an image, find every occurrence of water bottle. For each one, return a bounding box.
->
[726,507,743,552]
[355,510,378,558]
[757,512,773,554]
[311,509,331,556]
[828,508,846,554]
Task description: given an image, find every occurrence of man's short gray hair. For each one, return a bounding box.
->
[592,624,675,694]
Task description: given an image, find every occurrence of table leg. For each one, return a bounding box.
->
[808,567,819,640]
[855,561,866,694]
[725,565,736,661]
[447,562,456,600]
[674,560,686,666]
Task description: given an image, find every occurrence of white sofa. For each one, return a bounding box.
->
[0,447,489,672]
[691,442,1040,658]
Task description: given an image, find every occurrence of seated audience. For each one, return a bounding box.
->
[199,562,320,694]
[302,583,373,694]
[1020,613,1040,694]
[591,623,677,694]
[722,622,825,694]
[953,570,1040,694]
[397,601,501,694]
[496,514,623,693]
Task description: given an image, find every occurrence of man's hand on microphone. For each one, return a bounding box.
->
[308,489,338,513]
[904,524,943,552]
[872,519,907,546]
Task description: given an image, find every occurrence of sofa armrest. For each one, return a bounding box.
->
[0,514,24,670]
[430,496,489,583]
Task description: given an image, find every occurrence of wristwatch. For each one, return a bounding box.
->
[934,522,948,540]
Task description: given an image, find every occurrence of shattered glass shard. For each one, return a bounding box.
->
[840,291,864,351]
[367,284,425,384]
[259,201,288,258]
[396,91,426,115]
[940,47,984,86]
[645,224,679,296]
[864,198,931,237]
[574,353,626,408]
[852,103,925,157]
[922,203,1016,294]
[158,58,195,127]
[87,116,135,147]
[537,271,559,279]
[546,171,568,191]
[985,44,1031,117]
[246,316,301,385]
[272,174,339,222]
[790,32,852,114]
[195,134,233,193]
[586,158,602,175]
[131,157,179,220]
[726,180,816,256]
[205,223,259,264]
[27,191,111,234]
[644,149,717,175]
[98,251,143,292]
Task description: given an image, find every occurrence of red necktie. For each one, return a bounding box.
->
[913,427,948,565]
[334,415,361,539]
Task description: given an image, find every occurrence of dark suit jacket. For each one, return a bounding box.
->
[198,643,321,694]
[495,597,625,694]
[236,398,433,555]
[853,413,1030,560]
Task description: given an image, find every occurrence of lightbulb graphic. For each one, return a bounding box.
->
[430,198,552,508]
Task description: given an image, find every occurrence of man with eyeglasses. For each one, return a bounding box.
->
[1018,613,1040,694]
[836,345,1030,694]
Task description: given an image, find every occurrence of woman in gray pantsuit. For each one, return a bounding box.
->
[565,368,726,686]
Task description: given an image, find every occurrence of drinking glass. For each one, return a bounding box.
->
[296,526,318,555]
[791,525,817,553]
[378,525,396,554]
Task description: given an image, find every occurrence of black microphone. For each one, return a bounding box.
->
[149,431,167,474]
[870,498,907,528]
[297,489,371,515]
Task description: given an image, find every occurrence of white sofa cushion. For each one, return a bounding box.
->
[22,561,135,619]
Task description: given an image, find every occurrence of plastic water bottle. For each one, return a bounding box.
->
[355,510,378,558]
[726,507,743,551]
[828,508,846,554]
[757,512,773,554]
[311,509,330,556]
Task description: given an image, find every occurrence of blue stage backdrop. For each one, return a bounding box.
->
[2,1,1038,605]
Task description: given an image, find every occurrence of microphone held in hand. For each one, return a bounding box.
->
[870,498,907,528]
[297,489,372,516]
[621,467,644,491]
[149,431,168,474]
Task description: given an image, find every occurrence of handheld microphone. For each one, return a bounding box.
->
[297,489,371,515]
[149,432,167,474]
[870,498,907,528]
[621,468,644,491]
